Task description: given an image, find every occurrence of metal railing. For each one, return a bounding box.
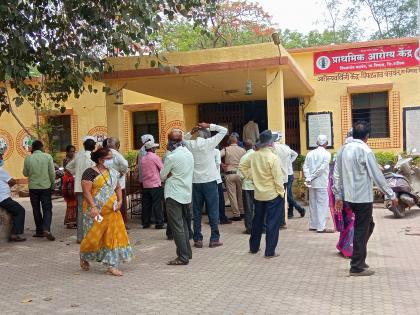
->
[125,165,142,217]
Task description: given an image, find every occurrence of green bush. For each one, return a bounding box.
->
[124,150,138,167]
[295,154,305,171]
[374,152,397,166]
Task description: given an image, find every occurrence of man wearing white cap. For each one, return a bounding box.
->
[140,141,165,229]
[65,136,96,242]
[303,134,332,233]
[136,134,155,184]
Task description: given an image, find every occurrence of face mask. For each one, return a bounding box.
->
[103,159,113,169]
[0,160,3,167]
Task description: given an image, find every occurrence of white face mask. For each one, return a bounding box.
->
[103,159,113,169]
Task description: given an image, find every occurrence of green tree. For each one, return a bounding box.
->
[0,0,217,136]
[154,0,276,52]
[348,0,418,39]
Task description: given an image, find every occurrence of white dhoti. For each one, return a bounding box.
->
[308,188,329,232]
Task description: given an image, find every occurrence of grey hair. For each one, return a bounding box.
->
[106,137,119,149]
[347,128,353,138]
[197,128,211,139]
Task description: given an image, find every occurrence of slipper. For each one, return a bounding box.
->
[167,258,188,266]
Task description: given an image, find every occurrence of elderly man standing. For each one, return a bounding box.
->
[240,130,285,258]
[303,135,332,233]
[221,134,246,221]
[66,136,96,243]
[272,132,290,228]
[238,139,255,234]
[161,129,194,265]
[23,140,56,241]
[141,141,164,229]
[334,121,398,276]
[184,122,227,248]
[104,137,129,223]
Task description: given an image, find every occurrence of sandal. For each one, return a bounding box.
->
[66,224,77,229]
[167,258,189,266]
[107,268,123,276]
[80,260,90,271]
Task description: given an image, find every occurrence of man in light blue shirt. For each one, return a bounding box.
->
[161,129,194,265]
[334,121,397,276]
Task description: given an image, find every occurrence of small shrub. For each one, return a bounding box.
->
[295,154,305,171]
[124,150,138,167]
[374,152,397,166]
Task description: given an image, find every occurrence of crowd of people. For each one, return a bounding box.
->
[0,119,398,277]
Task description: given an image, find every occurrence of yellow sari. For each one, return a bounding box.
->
[80,168,133,267]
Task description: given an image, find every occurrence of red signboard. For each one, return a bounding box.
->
[314,43,420,74]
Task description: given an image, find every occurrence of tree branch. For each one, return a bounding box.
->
[4,85,35,138]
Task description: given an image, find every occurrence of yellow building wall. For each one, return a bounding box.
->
[0,81,108,179]
[290,51,420,155]
[183,104,198,132]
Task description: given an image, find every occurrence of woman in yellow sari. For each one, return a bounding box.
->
[80,147,133,276]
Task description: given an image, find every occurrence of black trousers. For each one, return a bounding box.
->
[29,189,53,233]
[348,202,375,273]
[218,183,228,222]
[166,198,192,263]
[141,187,164,226]
[0,197,26,235]
[242,190,255,234]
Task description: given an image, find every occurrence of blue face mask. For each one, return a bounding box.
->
[0,160,4,167]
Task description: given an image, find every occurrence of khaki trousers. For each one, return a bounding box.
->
[225,174,244,217]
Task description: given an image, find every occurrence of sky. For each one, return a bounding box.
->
[255,0,377,35]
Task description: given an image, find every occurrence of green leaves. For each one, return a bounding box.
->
[0,0,217,114]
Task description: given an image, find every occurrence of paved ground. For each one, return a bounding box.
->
[1,198,420,314]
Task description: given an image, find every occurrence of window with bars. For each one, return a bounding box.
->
[48,115,71,152]
[133,111,159,149]
[351,91,390,138]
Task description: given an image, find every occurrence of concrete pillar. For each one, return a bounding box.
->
[266,68,285,134]
[105,82,125,142]
[266,68,288,224]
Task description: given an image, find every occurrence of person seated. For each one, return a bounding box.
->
[0,150,26,242]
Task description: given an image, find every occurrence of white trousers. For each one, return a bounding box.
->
[308,188,329,231]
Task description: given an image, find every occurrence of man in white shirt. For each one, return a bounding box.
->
[0,150,26,242]
[272,132,290,228]
[274,133,306,219]
[161,129,194,265]
[184,122,227,248]
[65,136,96,243]
[303,135,332,233]
[104,137,129,223]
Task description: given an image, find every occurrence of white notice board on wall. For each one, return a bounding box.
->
[403,106,420,154]
[306,112,334,149]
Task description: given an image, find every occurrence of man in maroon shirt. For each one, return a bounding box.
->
[140,141,165,229]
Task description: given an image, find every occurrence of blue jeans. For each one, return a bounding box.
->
[250,196,284,257]
[287,175,304,216]
[192,181,220,242]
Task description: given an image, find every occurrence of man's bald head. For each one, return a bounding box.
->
[168,129,183,142]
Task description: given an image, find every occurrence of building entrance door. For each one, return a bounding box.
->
[198,99,301,152]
